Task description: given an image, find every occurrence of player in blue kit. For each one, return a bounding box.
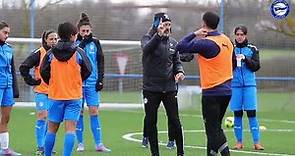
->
[19,30,58,155]
[0,21,21,156]
[75,12,111,152]
[230,25,264,150]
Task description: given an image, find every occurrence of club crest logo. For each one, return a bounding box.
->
[143,98,148,104]
[270,0,290,19]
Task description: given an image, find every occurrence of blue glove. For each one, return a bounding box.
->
[152,16,161,29]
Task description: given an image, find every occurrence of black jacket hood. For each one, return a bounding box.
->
[76,33,93,43]
[0,41,5,46]
[51,40,77,62]
[76,33,95,49]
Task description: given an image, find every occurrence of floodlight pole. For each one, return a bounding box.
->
[30,0,35,50]
[219,0,224,33]
[29,0,36,100]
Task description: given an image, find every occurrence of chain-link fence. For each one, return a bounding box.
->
[2,0,295,111]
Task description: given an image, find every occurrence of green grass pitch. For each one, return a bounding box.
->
[7,91,295,156]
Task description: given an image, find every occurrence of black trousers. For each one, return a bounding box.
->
[202,95,231,156]
[143,90,184,156]
[143,110,175,142]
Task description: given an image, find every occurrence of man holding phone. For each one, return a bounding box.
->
[140,12,185,156]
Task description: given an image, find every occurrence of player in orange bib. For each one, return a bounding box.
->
[40,22,91,156]
[20,30,58,155]
[177,12,233,156]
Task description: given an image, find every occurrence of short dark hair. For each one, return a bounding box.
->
[58,22,78,40]
[0,21,9,30]
[202,12,219,29]
[234,25,248,35]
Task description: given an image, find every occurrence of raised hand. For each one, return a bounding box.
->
[194,28,208,39]
[157,18,165,37]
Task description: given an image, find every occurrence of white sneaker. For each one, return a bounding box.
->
[0,148,22,156]
[76,143,85,152]
[95,143,111,152]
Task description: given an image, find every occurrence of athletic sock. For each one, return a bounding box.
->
[0,132,9,149]
[35,119,46,148]
[234,116,243,143]
[44,132,56,156]
[90,115,102,145]
[63,133,75,156]
[76,115,84,144]
[249,117,260,144]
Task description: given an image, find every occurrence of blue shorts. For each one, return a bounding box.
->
[35,93,49,111]
[0,87,15,107]
[48,99,82,123]
[82,87,100,107]
[230,87,257,111]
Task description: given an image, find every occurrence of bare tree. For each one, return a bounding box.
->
[20,0,65,37]
[258,17,295,37]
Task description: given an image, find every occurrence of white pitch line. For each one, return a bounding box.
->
[15,102,142,109]
[122,129,295,156]
[260,119,295,124]
[18,102,295,124]
[179,113,295,125]
[116,110,295,125]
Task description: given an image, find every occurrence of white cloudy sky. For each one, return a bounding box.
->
[0,0,216,8]
[37,0,183,6]
[36,0,214,7]
[110,0,188,4]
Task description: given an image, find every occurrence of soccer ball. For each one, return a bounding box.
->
[259,125,267,131]
[224,117,234,128]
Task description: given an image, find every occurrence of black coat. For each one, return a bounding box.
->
[141,29,184,92]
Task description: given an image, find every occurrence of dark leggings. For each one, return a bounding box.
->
[143,91,184,156]
[143,110,175,141]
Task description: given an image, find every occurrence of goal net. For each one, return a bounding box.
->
[9,37,201,109]
[9,38,143,104]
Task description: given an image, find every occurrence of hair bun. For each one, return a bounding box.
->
[77,12,91,28]
[80,12,90,23]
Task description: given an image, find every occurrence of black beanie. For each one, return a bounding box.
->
[202,11,219,29]
[152,12,171,29]
[77,12,91,29]
[155,13,171,22]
